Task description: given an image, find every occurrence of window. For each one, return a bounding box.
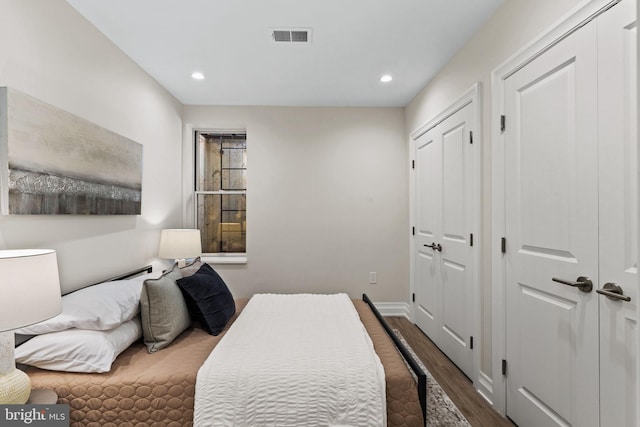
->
[195,131,246,257]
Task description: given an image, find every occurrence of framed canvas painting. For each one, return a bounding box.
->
[0,87,142,215]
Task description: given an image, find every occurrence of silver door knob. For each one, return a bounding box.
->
[596,283,631,302]
[423,243,442,252]
[551,276,593,293]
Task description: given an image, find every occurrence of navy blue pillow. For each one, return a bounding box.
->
[176,263,235,335]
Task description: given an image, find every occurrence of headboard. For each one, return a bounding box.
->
[87,265,153,287]
[61,265,154,296]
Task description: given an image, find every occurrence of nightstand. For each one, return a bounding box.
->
[27,389,58,404]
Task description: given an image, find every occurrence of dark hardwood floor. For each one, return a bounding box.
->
[385,317,515,427]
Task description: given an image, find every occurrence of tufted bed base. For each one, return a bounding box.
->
[24,266,424,426]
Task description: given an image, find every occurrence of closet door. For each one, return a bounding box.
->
[415,126,442,341]
[503,19,600,427]
[597,0,638,425]
[414,102,474,379]
[435,105,474,378]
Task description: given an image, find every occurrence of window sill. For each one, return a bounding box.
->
[202,255,247,265]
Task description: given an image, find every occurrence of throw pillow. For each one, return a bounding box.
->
[179,257,202,278]
[176,263,235,335]
[140,264,191,352]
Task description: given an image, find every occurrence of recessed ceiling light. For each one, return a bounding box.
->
[380,75,393,83]
[191,72,205,80]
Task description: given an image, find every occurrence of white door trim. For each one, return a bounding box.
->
[409,82,482,391]
[491,0,622,415]
[637,4,640,427]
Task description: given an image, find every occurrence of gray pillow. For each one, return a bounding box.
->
[179,257,202,278]
[140,264,190,353]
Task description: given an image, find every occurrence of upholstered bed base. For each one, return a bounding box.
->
[25,267,424,426]
[26,300,249,427]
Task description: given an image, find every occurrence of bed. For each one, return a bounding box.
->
[20,265,426,426]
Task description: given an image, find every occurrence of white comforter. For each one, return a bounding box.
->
[194,293,386,427]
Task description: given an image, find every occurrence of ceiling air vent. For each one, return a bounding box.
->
[271,28,312,43]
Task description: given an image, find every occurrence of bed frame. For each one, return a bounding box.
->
[363,293,427,422]
[93,266,427,424]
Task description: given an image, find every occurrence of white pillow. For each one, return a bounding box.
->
[15,273,157,335]
[15,318,142,373]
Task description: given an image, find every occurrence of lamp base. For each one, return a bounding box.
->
[0,331,31,404]
[0,368,30,404]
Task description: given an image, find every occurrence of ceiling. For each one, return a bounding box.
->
[65,0,504,107]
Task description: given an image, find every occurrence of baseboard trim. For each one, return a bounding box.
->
[373,302,411,320]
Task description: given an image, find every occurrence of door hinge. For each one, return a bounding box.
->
[502,359,507,376]
[500,115,506,132]
[470,233,474,247]
[412,293,415,303]
[412,226,415,236]
[470,336,474,350]
[501,237,506,254]
[412,160,415,169]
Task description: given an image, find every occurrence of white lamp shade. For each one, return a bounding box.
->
[0,249,62,332]
[158,229,202,259]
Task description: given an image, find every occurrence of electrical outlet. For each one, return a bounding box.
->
[369,272,377,284]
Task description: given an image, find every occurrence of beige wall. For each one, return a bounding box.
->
[0,0,598,387]
[0,0,183,292]
[405,0,586,378]
[182,106,409,302]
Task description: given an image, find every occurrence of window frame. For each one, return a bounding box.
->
[193,129,247,264]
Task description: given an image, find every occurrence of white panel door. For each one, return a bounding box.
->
[436,106,474,378]
[504,19,600,427]
[414,103,474,379]
[597,0,638,425]
[415,127,441,341]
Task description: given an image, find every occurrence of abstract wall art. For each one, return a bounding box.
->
[0,87,142,215]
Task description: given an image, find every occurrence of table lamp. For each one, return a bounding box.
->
[0,249,62,404]
[158,229,202,267]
